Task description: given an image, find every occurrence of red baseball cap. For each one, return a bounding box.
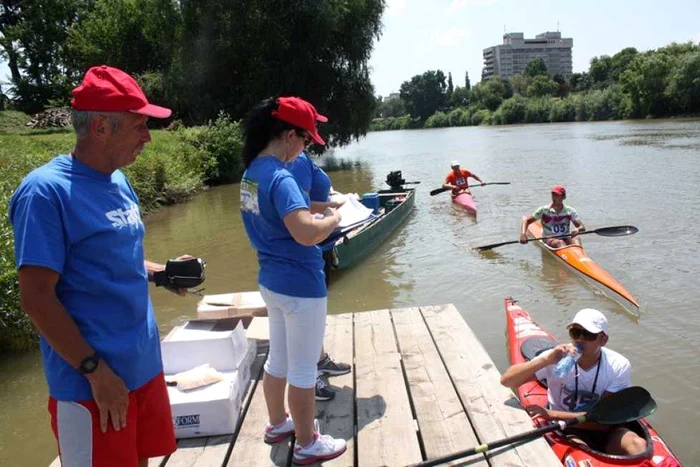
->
[552,185,566,196]
[271,97,328,145]
[71,65,172,119]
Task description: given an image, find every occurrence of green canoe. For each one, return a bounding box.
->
[323,185,416,276]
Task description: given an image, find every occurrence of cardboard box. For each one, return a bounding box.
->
[196,291,268,320]
[161,319,250,374]
[167,339,256,439]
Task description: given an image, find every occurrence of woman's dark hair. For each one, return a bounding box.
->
[242,97,299,168]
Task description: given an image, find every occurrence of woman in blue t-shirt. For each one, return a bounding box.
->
[239,96,347,464]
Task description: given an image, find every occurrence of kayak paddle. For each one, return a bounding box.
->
[410,386,656,467]
[429,182,510,196]
[474,225,639,252]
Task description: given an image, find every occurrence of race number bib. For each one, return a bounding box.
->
[549,222,570,235]
[562,388,599,411]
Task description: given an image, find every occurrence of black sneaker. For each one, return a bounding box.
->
[315,377,335,401]
[317,354,351,377]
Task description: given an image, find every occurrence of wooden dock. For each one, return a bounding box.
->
[51,304,560,466]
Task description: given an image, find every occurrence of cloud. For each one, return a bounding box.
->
[694,31,700,44]
[432,28,470,47]
[386,0,407,16]
[446,0,499,14]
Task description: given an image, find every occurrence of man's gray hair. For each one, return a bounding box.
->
[72,110,123,137]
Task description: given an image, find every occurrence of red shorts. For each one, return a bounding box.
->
[49,372,176,467]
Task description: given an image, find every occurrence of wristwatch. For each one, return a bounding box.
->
[78,353,100,375]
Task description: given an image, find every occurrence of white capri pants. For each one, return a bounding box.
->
[259,285,327,389]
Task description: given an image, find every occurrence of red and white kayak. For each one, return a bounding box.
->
[527,221,640,313]
[453,191,477,214]
[504,297,681,467]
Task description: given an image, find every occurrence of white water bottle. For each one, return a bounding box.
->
[554,344,584,378]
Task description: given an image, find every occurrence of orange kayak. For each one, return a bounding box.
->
[527,221,639,312]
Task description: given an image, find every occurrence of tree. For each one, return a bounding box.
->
[66,0,182,75]
[0,0,88,112]
[609,47,638,81]
[509,74,531,96]
[552,74,570,97]
[471,77,511,111]
[524,58,548,77]
[569,72,592,92]
[172,0,385,144]
[589,55,612,84]
[666,51,700,113]
[449,86,470,108]
[620,53,674,117]
[399,70,448,120]
[447,72,454,97]
[377,97,407,118]
[465,71,471,90]
[527,75,557,97]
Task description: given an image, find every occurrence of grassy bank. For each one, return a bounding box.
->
[0,111,243,352]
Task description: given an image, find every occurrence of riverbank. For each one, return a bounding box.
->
[371,93,700,132]
[0,110,241,352]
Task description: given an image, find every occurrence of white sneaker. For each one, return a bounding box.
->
[264,414,295,444]
[292,420,347,465]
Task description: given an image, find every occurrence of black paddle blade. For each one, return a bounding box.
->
[430,187,450,196]
[588,386,656,425]
[595,225,639,237]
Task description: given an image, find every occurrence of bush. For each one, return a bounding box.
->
[0,153,48,352]
[495,95,528,124]
[549,98,576,122]
[177,111,244,184]
[573,86,625,121]
[524,97,552,123]
[447,108,469,127]
[470,109,491,126]
[424,111,449,128]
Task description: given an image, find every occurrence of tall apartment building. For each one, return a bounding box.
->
[482,31,573,80]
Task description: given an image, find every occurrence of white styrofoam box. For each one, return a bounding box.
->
[196,291,267,320]
[168,366,251,439]
[161,319,248,374]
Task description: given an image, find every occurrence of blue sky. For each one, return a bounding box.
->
[369,0,700,96]
[2,0,699,98]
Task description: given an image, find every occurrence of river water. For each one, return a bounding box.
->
[2,119,700,466]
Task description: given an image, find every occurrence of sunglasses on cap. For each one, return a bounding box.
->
[569,327,601,341]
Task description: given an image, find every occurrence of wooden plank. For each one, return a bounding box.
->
[392,308,489,466]
[354,309,422,466]
[162,436,229,467]
[315,313,355,467]
[226,348,290,466]
[422,305,561,466]
[149,455,168,466]
[51,451,169,466]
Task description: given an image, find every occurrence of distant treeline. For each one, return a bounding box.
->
[0,0,385,145]
[372,42,700,130]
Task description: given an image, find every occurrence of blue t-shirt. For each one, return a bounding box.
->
[9,155,162,401]
[287,152,332,202]
[287,152,314,194]
[240,156,326,298]
[310,165,331,203]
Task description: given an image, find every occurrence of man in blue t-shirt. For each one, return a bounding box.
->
[9,66,191,467]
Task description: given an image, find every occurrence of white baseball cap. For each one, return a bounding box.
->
[450,160,460,167]
[567,308,608,334]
